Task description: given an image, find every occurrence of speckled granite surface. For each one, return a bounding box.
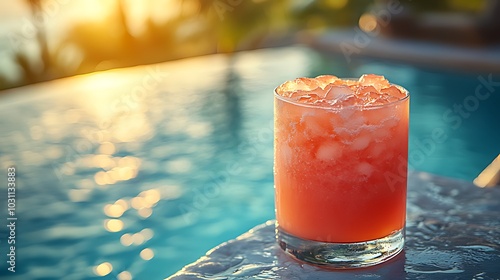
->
[168,172,500,279]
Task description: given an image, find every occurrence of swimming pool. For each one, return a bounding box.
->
[0,46,498,279]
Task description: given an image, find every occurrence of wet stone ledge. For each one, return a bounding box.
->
[168,172,500,279]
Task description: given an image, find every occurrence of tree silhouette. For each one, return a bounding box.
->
[18,0,52,83]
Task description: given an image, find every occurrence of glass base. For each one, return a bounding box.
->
[276,226,404,269]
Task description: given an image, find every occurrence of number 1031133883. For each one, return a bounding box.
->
[7,167,16,215]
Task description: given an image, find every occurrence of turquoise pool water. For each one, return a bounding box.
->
[0,46,498,279]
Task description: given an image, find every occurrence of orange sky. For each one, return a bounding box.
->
[0,0,178,83]
[0,0,177,38]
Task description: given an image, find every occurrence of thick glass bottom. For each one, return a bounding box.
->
[276,226,404,269]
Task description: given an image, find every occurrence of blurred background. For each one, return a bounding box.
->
[0,0,499,279]
[1,0,499,90]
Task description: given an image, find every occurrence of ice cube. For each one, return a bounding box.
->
[301,110,331,136]
[369,143,385,157]
[383,117,400,128]
[294,77,320,91]
[277,74,406,108]
[315,75,339,89]
[381,85,406,100]
[342,110,366,128]
[316,141,343,161]
[289,90,308,99]
[338,106,356,120]
[359,74,390,91]
[373,95,398,104]
[340,79,358,86]
[297,93,320,103]
[339,95,363,107]
[351,134,370,150]
[357,85,380,99]
[357,162,374,177]
[372,127,391,141]
[276,80,296,96]
[304,119,324,136]
[324,85,354,101]
[276,77,320,97]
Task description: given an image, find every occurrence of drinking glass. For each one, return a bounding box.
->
[274,79,409,268]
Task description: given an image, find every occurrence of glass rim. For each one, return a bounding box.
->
[274,79,410,111]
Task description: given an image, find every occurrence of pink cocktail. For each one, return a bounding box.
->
[274,74,409,268]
